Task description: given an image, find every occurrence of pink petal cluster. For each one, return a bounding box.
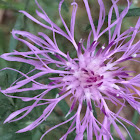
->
[1,0,140,139]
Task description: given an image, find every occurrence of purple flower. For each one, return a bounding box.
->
[1,0,140,139]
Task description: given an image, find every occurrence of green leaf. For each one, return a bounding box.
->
[91,101,97,119]
[49,88,71,117]
[9,14,24,52]
[127,111,139,140]
[0,29,7,68]
[0,0,24,10]
[58,98,70,116]
[9,0,30,52]
[31,129,43,140]
[125,8,140,17]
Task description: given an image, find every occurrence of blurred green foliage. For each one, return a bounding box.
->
[0,0,140,140]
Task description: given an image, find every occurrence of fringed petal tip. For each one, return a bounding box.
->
[3,119,9,124]
[0,86,9,95]
[4,116,13,124]
[71,1,77,6]
[18,10,24,13]
[11,29,20,35]
[11,29,15,33]
[0,53,5,59]
[0,54,10,61]
[16,131,20,133]
[0,89,6,95]
[16,130,24,133]
[10,29,15,34]
[16,124,33,133]
[11,29,19,39]
[3,114,13,124]
[16,128,30,133]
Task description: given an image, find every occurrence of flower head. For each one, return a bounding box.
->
[1,0,140,139]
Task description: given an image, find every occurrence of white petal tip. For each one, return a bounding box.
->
[3,120,8,124]
[65,112,70,118]
[55,94,59,98]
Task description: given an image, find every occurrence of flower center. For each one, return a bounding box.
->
[74,68,104,89]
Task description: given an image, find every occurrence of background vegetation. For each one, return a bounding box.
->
[0,0,140,139]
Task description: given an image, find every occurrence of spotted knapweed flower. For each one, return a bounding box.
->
[1,0,140,139]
